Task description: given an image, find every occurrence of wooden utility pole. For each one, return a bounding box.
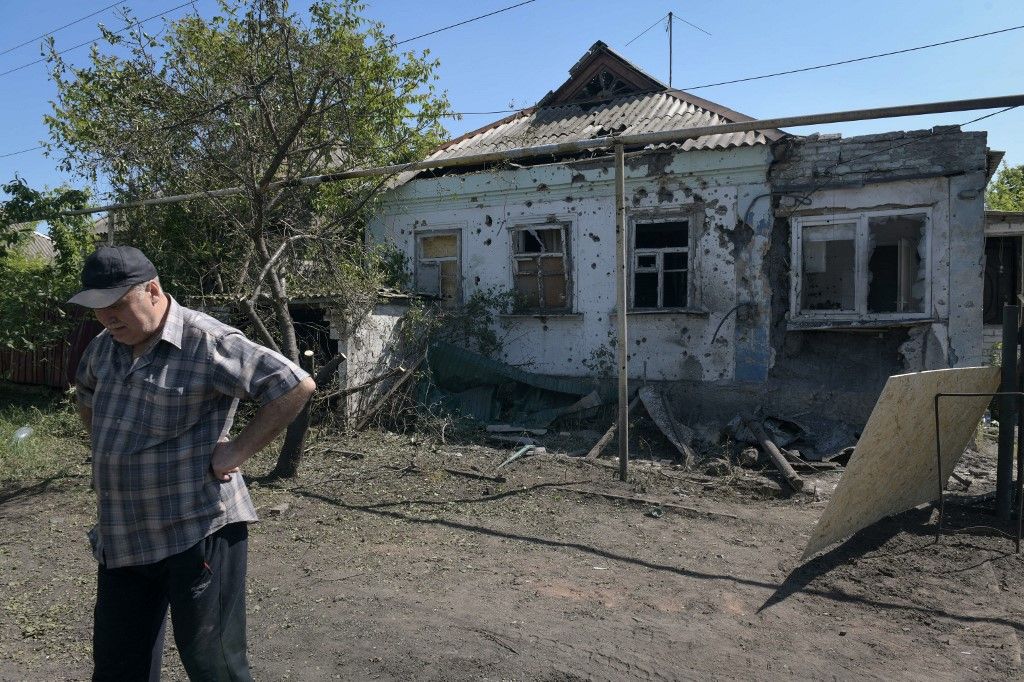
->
[614,143,629,481]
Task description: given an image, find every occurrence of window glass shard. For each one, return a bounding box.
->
[801,222,856,311]
[867,214,926,314]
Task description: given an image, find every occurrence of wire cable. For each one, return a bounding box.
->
[0,144,44,159]
[446,23,1024,117]
[394,0,538,45]
[0,1,123,57]
[624,13,668,48]
[682,23,1024,90]
[0,1,196,79]
[670,12,711,37]
[0,0,123,57]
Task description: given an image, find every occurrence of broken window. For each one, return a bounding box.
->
[866,215,926,313]
[793,211,930,318]
[416,232,460,304]
[632,220,689,309]
[800,223,856,312]
[511,225,570,311]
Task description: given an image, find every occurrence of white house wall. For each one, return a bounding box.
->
[368,146,774,383]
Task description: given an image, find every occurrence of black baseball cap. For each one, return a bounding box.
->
[67,246,159,309]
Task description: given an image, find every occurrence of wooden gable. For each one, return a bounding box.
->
[538,41,666,107]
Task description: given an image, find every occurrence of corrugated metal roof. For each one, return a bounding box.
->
[426,89,782,164]
[23,232,55,262]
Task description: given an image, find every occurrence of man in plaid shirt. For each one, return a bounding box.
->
[72,246,316,681]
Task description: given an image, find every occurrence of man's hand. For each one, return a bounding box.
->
[211,439,244,481]
[208,377,316,482]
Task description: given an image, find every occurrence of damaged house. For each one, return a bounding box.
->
[351,40,999,438]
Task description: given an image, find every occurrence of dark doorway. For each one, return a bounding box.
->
[983,235,1021,325]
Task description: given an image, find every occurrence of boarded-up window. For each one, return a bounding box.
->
[416,232,460,304]
[511,225,570,311]
[632,220,689,309]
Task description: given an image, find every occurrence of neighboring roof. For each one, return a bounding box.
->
[421,41,783,171]
[987,150,1006,183]
[986,210,1024,224]
[23,232,55,262]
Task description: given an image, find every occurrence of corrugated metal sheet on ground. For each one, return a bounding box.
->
[428,342,595,396]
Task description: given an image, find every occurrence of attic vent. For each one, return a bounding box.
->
[571,69,634,104]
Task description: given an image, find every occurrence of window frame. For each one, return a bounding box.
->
[790,208,932,321]
[414,228,463,304]
[628,210,700,312]
[508,221,573,313]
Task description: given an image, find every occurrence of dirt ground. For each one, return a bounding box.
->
[1,429,1023,681]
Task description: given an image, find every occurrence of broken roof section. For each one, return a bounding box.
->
[425,41,785,171]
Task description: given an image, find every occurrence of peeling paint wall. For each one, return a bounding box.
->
[368,146,774,383]
[334,303,408,416]
[361,125,987,420]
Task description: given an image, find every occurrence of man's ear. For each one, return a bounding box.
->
[146,279,163,301]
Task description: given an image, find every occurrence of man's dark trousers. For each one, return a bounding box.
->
[92,522,252,681]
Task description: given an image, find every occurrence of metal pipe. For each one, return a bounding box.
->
[614,143,629,482]
[62,93,1024,217]
[998,305,1019,521]
[935,391,1024,549]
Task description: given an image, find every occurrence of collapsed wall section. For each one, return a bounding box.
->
[766,126,989,419]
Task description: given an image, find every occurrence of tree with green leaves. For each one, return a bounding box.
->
[45,0,452,476]
[0,180,93,353]
[987,163,1024,212]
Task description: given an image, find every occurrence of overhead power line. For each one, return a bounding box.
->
[445,22,1024,117]
[0,144,44,159]
[683,23,1024,90]
[0,1,196,79]
[395,0,538,45]
[0,1,123,58]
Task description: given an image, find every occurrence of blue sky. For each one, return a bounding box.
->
[1,0,1022,201]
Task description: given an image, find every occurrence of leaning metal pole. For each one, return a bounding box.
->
[62,93,1024,217]
[998,305,1020,520]
[614,142,629,482]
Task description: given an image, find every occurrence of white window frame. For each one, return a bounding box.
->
[628,210,700,311]
[415,228,462,304]
[790,208,932,321]
[508,221,572,313]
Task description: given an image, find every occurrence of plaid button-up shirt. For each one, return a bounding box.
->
[76,297,309,568]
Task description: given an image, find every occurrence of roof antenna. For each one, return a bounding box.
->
[668,11,673,87]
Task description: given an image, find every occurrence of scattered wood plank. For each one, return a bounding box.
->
[486,424,547,436]
[443,467,506,483]
[744,417,805,492]
[322,365,403,401]
[557,485,740,521]
[585,394,640,460]
[782,449,841,472]
[354,354,426,430]
[487,434,536,447]
[324,448,367,460]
